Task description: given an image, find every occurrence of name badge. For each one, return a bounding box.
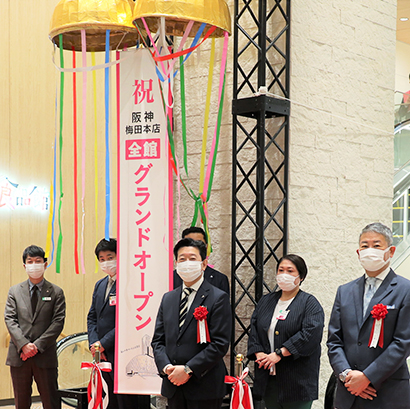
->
[109,296,116,306]
[276,310,289,320]
[42,297,52,301]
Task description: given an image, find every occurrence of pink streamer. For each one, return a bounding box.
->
[202,32,229,197]
[80,30,87,274]
[164,20,194,78]
[141,18,168,80]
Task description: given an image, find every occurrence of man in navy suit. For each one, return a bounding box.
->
[152,238,231,409]
[87,238,149,409]
[328,222,410,409]
[173,227,229,295]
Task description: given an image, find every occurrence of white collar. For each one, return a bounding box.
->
[183,275,204,292]
[365,265,390,282]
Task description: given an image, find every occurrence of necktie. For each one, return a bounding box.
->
[363,277,377,317]
[105,278,115,300]
[179,287,194,329]
[31,285,38,315]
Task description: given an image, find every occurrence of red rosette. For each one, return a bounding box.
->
[194,306,210,343]
[194,306,208,321]
[368,303,388,348]
[371,303,388,320]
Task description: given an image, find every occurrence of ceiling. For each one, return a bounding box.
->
[397,0,410,44]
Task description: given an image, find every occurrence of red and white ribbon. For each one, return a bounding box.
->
[193,306,211,344]
[81,361,112,409]
[197,319,210,344]
[369,319,383,348]
[368,304,388,349]
[225,367,254,409]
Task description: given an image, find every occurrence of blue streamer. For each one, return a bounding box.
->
[104,30,111,241]
[154,23,207,83]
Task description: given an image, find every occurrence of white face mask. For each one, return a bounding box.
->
[25,263,45,279]
[276,273,299,292]
[177,260,203,283]
[100,260,117,276]
[359,247,391,272]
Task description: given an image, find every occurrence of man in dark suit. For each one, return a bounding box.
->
[173,227,230,295]
[87,238,149,409]
[152,238,231,409]
[5,245,66,409]
[328,222,410,409]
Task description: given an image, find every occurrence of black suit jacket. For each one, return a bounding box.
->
[173,265,229,295]
[152,279,231,400]
[328,270,410,409]
[87,276,117,363]
[247,290,324,402]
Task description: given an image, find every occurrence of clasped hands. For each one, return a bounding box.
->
[20,343,38,361]
[90,342,107,361]
[165,365,191,386]
[255,352,281,370]
[344,370,377,400]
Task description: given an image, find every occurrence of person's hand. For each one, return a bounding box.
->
[255,352,267,361]
[345,370,371,396]
[255,352,281,369]
[164,365,175,376]
[167,365,191,386]
[21,343,38,359]
[90,342,105,357]
[20,352,29,361]
[358,385,377,400]
[100,352,107,361]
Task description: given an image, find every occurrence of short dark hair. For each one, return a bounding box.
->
[182,226,207,244]
[95,238,117,259]
[22,245,47,263]
[276,254,308,282]
[360,222,393,247]
[173,238,207,261]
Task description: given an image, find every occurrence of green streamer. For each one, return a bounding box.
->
[206,66,226,202]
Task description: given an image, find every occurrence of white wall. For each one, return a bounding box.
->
[396,40,410,96]
[288,0,396,406]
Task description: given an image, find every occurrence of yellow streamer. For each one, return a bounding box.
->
[199,38,216,193]
[92,52,99,274]
[45,180,54,259]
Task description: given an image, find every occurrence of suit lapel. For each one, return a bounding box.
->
[168,287,182,340]
[99,276,110,312]
[21,281,32,317]
[353,276,365,328]
[261,292,281,332]
[362,270,395,325]
[178,281,210,340]
[34,279,53,320]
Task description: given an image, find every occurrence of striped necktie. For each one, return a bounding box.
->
[179,287,194,329]
[363,277,377,317]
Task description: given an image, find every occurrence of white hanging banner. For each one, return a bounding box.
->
[116,48,173,395]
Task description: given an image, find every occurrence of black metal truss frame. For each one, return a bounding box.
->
[231,0,291,375]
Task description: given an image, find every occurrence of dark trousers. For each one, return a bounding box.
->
[102,367,150,409]
[264,376,312,409]
[10,360,60,409]
[167,387,223,409]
